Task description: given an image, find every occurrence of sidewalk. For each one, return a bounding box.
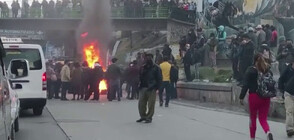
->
[47,95,288,140]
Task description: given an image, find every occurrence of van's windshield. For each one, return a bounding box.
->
[3,49,42,70]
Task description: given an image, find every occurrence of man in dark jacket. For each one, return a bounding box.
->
[137,54,162,123]
[81,61,91,100]
[106,58,122,101]
[247,27,257,49]
[11,0,20,18]
[84,62,103,101]
[179,36,186,57]
[126,60,140,99]
[183,44,193,82]
[186,28,196,45]
[162,44,172,59]
[170,63,179,99]
[279,53,294,137]
[195,28,206,65]
[42,0,49,17]
[228,36,241,81]
[239,34,255,84]
[155,50,163,65]
[276,37,293,75]
[264,24,272,44]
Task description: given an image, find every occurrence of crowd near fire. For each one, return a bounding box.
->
[23,0,294,139]
[83,42,108,93]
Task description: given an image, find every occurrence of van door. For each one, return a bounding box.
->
[0,78,6,139]
[2,73,11,138]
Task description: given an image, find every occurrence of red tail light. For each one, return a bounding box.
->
[42,72,47,82]
[42,72,47,91]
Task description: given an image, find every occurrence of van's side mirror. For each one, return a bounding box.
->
[8,59,29,79]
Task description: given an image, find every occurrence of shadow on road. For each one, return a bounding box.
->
[19,109,39,118]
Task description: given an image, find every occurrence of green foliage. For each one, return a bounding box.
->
[198,67,232,83]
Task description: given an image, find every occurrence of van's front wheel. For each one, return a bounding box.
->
[33,107,43,116]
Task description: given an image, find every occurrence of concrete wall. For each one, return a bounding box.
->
[167,19,195,44]
[177,81,286,118]
[177,82,234,104]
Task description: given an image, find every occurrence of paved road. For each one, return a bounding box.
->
[15,108,68,140]
[45,95,289,140]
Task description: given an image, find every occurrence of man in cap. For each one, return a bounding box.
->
[84,62,103,101]
[137,53,162,123]
[279,52,294,137]
[248,27,257,49]
[106,58,122,101]
[256,25,266,48]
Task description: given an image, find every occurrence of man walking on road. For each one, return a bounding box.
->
[137,54,162,123]
[60,60,71,101]
[279,53,294,137]
[159,56,172,107]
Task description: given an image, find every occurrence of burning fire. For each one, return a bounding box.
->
[99,80,107,92]
[83,42,107,92]
[84,44,99,69]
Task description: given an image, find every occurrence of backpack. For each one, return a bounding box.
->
[257,70,277,98]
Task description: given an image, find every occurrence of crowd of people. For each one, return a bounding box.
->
[1,0,82,18]
[0,0,199,23]
[177,22,294,139]
[178,24,281,83]
[179,27,215,82]
[45,44,178,103]
[110,0,198,21]
[45,44,179,123]
[46,58,121,101]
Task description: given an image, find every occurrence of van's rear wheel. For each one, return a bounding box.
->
[33,107,43,116]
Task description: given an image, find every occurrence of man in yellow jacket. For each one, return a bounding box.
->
[60,60,71,101]
[159,56,172,107]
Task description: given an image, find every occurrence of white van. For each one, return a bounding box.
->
[3,39,47,116]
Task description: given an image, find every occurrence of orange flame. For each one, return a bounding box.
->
[84,44,99,69]
[99,80,107,92]
[83,42,107,92]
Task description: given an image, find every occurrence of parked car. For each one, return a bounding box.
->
[0,38,21,140]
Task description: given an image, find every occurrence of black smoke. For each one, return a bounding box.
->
[76,0,112,67]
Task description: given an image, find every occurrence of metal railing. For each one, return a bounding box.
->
[1,6,170,19]
[111,7,169,18]
[0,6,197,24]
